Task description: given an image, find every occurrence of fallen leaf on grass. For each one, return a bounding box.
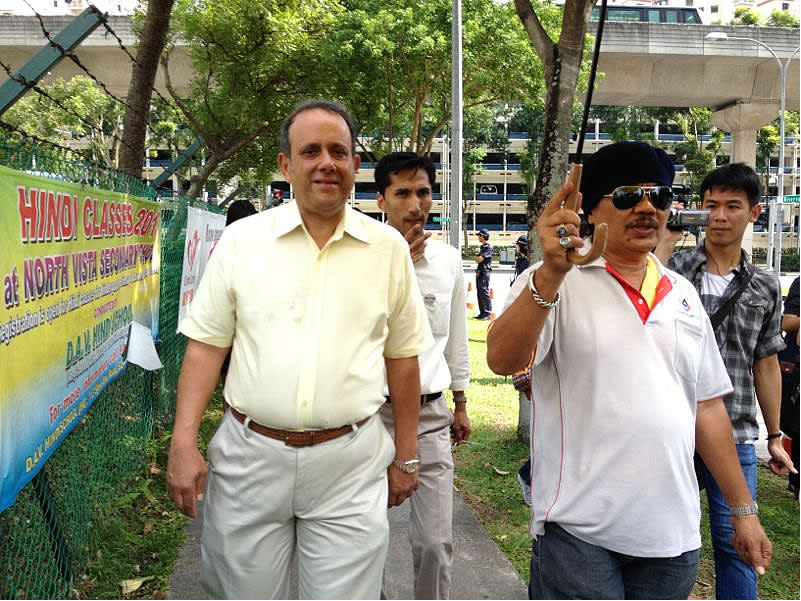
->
[149,464,162,476]
[453,484,460,492]
[152,590,167,599]
[498,534,508,541]
[120,576,154,595]
[493,466,510,476]
[482,462,490,469]
[143,522,154,536]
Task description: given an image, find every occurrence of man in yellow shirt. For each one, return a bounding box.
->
[166,99,432,599]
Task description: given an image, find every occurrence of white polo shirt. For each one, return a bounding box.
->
[506,255,732,557]
[180,201,433,430]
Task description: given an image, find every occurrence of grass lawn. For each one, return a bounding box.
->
[454,318,800,600]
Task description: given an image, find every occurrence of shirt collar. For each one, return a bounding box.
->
[274,201,370,244]
[690,242,751,277]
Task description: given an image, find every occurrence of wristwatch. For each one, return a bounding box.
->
[730,502,759,517]
[392,458,421,473]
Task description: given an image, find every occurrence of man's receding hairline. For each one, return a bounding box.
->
[286,107,354,153]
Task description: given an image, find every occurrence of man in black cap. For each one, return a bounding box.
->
[474,228,493,320]
[487,141,773,599]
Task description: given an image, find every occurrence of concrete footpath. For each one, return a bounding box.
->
[168,492,527,600]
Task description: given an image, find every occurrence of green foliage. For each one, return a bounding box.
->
[167,0,343,194]
[4,76,123,166]
[766,9,799,27]
[752,247,800,271]
[757,125,779,191]
[320,0,545,158]
[731,7,762,25]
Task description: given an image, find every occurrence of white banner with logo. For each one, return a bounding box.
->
[177,207,225,331]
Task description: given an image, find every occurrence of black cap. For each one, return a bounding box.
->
[516,234,528,247]
[478,228,490,239]
[580,142,675,216]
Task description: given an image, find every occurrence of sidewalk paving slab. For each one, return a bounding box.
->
[168,492,527,600]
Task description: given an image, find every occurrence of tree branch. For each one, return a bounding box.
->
[514,0,554,68]
[161,51,217,151]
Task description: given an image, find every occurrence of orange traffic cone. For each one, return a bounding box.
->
[466,281,476,312]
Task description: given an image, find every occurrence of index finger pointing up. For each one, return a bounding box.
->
[543,180,575,217]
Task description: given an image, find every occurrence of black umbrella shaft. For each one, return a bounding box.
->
[575,0,608,161]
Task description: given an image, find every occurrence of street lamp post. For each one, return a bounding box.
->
[706,31,800,273]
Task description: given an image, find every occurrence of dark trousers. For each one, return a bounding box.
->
[476,271,492,315]
[529,523,699,600]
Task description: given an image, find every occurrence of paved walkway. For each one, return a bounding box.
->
[168,492,527,600]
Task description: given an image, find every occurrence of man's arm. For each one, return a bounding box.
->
[695,397,772,574]
[754,353,796,475]
[783,313,800,334]
[167,339,230,518]
[385,355,421,507]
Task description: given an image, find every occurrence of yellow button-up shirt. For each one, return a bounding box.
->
[179,201,432,430]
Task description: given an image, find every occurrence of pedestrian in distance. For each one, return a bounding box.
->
[166,99,433,600]
[474,228,493,320]
[375,151,471,600]
[513,233,530,284]
[656,162,796,599]
[488,141,773,600]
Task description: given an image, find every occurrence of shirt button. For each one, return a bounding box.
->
[638,299,644,304]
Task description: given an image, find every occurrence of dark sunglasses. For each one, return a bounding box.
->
[605,185,674,211]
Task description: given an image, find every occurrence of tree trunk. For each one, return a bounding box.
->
[514,0,594,437]
[119,0,175,179]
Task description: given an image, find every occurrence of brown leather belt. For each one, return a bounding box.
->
[226,403,370,447]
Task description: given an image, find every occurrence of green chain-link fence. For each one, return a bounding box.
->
[0,133,221,599]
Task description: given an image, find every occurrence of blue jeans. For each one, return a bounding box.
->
[696,443,758,600]
[529,522,699,599]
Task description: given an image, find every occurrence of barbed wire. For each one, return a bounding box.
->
[21,0,157,129]
[0,57,141,158]
[95,13,173,107]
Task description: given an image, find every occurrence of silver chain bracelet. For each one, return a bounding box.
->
[528,269,560,309]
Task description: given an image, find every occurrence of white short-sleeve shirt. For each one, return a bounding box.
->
[506,255,732,557]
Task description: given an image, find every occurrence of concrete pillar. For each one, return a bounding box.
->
[711,100,779,167]
[711,101,779,254]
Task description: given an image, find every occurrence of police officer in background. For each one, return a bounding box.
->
[474,228,493,320]
[514,234,529,283]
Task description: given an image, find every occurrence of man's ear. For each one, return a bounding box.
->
[376,192,386,212]
[749,202,762,223]
[278,153,291,181]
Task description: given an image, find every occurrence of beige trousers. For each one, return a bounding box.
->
[380,397,454,599]
[200,411,395,599]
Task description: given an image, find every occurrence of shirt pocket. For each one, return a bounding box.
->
[674,316,704,382]
[423,291,451,337]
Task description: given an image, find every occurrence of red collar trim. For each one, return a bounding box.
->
[605,262,673,324]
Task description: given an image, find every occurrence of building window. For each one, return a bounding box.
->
[782,2,789,8]
[711,5,719,12]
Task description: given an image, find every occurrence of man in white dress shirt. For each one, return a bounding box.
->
[375,152,471,600]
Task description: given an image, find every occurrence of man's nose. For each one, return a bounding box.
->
[634,191,657,212]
